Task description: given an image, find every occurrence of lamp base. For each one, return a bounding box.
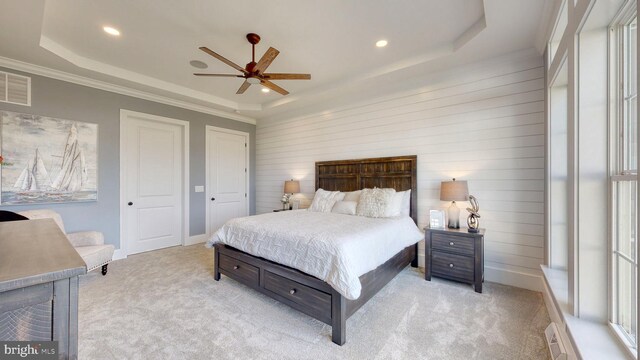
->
[447,201,460,229]
[467,228,479,233]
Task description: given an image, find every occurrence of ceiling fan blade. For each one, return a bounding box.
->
[199,47,246,73]
[254,47,280,74]
[262,73,311,80]
[193,73,244,77]
[236,80,251,94]
[260,79,289,95]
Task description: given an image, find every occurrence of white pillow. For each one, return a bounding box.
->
[356,188,396,218]
[385,191,404,217]
[331,201,358,215]
[383,189,411,217]
[401,189,412,217]
[308,189,345,213]
[343,190,361,202]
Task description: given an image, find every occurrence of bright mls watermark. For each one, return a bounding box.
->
[1,342,57,359]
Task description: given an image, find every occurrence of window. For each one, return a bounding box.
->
[611,10,638,352]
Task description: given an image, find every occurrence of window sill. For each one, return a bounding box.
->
[541,266,633,359]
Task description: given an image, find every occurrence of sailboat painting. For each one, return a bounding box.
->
[1,111,97,205]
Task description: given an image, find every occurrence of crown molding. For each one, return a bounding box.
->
[0,55,256,125]
[535,0,561,55]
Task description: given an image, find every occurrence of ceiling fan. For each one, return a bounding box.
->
[194,33,311,95]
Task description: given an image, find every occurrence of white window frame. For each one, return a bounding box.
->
[609,2,639,355]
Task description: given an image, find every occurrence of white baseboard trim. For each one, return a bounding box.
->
[185,234,208,246]
[112,248,127,261]
[112,235,207,260]
[484,265,543,292]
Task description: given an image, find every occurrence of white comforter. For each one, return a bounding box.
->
[206,210,423,300]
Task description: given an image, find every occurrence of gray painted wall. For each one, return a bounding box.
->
[0,66,256,249]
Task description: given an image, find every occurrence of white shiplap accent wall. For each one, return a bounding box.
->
[256,53,545,291]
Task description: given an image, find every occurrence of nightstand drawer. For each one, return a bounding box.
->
[431,233,474,256]
[431,251,474,282]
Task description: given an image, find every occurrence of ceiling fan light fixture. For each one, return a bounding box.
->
[261,88,270,93]
[376,39,388,48]
[196,34,311,96]
[103,26,121,36]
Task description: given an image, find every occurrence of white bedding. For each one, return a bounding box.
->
[206,210,423,300]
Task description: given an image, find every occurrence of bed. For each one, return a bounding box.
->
[210,155,419,345]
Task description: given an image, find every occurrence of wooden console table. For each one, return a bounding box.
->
[0,219,86,359]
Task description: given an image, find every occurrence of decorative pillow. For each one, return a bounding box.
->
[385,190,405,217]
[308,189,345,213]
[400,189,412,217]
[382,189,411,217]
[343,190,362,202]
[331,201,358,215]
[356,188,396,218]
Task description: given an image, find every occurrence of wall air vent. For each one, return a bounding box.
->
[0,71,31,106]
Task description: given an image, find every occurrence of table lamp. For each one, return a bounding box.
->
[283,179,300,210]
[440,178,469,229]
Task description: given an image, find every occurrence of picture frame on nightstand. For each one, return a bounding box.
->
[429,209,446,229]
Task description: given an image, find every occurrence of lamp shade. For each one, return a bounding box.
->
[440,179,469,201]
[284,180,300,194]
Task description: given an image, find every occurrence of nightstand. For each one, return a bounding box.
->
[424,227,485,293]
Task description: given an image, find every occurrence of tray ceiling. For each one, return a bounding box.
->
[0,0,551,121]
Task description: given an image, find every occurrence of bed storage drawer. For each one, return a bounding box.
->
[263,270,331,321]
[218,254,259,286]
[431,233,474,256]
[431,251,474,282]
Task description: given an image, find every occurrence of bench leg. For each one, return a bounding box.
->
[101,264,108,276]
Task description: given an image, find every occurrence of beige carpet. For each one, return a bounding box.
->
[78,244,550,359]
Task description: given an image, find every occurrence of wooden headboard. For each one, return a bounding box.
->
[315,155,418,224]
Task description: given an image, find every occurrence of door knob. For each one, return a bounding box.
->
[211,197,215,201]
[128,202,133,206]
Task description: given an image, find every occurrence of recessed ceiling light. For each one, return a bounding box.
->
[103,26,120,36]
[189,60,208,69]
[261,88,270,93]
[376,39,388,48]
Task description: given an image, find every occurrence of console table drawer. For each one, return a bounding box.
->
[431,251,474,282]
[432,233,474,256]
[219,254,259,287]
[264,270,331,321]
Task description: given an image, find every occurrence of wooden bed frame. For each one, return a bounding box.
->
[213,155,418,345]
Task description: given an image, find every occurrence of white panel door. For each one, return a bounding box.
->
[124,117,183,254]
[207,128,248,235]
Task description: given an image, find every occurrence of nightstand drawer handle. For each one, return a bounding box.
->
[233,265,239,270]
[449,263,454,268]
[449,242,455,246]
[289,289,296,295]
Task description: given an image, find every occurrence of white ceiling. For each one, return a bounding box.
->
[0,0,553,122]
